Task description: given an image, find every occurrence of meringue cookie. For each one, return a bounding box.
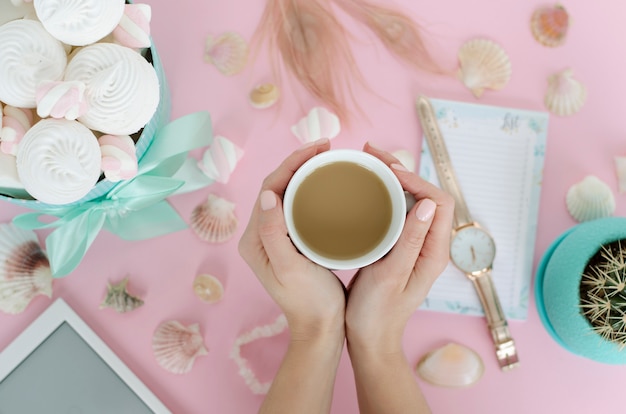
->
[36,80,89,120]
[16,119,102,205]
[1,106,34,156]
[198,135,244,184]
[0,19,67,108]
[113,4,152,49]
[64,43,160,135]
[33,0,125,46]
[98,134,138,182]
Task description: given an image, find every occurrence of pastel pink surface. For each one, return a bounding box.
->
[2,1,626,414]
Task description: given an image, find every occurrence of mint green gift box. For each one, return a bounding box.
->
[1,40,214,278]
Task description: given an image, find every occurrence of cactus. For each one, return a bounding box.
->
[579,240,626,349]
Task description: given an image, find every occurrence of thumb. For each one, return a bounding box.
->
[257,190,301,271]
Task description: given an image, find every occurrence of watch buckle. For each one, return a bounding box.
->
[495,339,520,371]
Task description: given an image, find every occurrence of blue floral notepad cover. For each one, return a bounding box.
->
[418,98,549,320]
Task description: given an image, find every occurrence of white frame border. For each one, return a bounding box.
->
[0,298,171,413]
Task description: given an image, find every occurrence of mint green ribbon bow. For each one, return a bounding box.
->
[13,112,214,277]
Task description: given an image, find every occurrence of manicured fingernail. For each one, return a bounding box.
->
[299,138,329,150]
[391,163,409,172]
[415,198,436,222]
[260,190,277,211]
[367,141,384,152]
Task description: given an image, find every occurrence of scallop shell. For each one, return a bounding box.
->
[530,4,569,47]
[100,277,144,313]
[204,32,248,76]
[457,39,511,98]
[249,84,280,109]
[544,68,586,116]
[615,157,626,193]
[0,223,52,314]
[190,194,238,243]
[416,342,484,388]
[392,149,416,173]
[291,107,341,144]
[566,175,615,222]
[152,320,208,374]
[193,274,224,304]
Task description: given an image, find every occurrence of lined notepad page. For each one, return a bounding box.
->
[418,99,549,320]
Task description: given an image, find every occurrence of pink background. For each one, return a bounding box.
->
[2,0,626,413]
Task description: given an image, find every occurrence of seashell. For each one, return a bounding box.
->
[16,118,102,205]
[152,320,208,374]
[615,157,626,193]
[0,223,52,314]
[291,107,341,144]
[197,135,244,184]
[457,38,511,98]
[65,43,159,135]
[112,4,152,49]
[544,68,586,116]
[230,314,288,394]
[36,80,89,121]
[416,342,484,388]
[0,106,34,156]
[100,277,144,313]
[0,19,67,108]
[249,84,280,109]
[204,32,248,76]
[392,149,416,173]
[33,0,125,46]
[193,274,224,304]
[99,134,138,182]
[530,4,569,48]
[190,194,238,243]
[566,175,615,222]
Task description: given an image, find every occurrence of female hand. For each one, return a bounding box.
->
[345,142,455,354]
[238,138,346,342]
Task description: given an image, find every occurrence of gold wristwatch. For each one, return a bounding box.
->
[416,95,520,371]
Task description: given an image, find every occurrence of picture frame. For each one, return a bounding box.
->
[0,298,171,413]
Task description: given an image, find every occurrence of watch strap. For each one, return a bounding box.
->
[416,95,473,229]
[470,270,520,371]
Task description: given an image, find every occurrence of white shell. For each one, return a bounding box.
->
[544,68,587,116]
[16,119,102,205]
[416,342,484,388]
[152,320,208,374]
[204,32,248,76]
[190,194,238,243]
[457,39,511,98]
[197,135,244,184]
[249,84,280,109]
[615,157,626,193]
[291,107,341,144]
[0,223,52,314]
[392,149,416,173]
[566,175,615,222]
[0,19,67,108]
[34,0,125,46]
[64,43,159,135]
[193,274,224,304]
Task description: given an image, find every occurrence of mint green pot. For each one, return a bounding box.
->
[535,217,626,364]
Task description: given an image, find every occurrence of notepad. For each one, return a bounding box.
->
[418,98,549,320]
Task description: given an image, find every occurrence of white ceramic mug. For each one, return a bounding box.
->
[283,149,407,270]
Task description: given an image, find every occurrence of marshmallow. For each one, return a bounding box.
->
[98,134,138,182]
[33,0,125,46]
[0,19,67,108]
[0,151,23,192]
[64,43,160,135]
[198,135,244,184]
[0,106,34,156]
[16,119,102,205]
[36,80,89,120]
[113,4,152,49]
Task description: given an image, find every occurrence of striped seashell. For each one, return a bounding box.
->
[152,320,208,374]
[190,194,238,243]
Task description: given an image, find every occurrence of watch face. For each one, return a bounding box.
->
[450,225,496,274]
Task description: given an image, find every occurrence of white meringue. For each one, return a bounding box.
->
[16,119,102,205]
[33,0,125,46]
[0,19,67,108]
[64,43,160,135]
